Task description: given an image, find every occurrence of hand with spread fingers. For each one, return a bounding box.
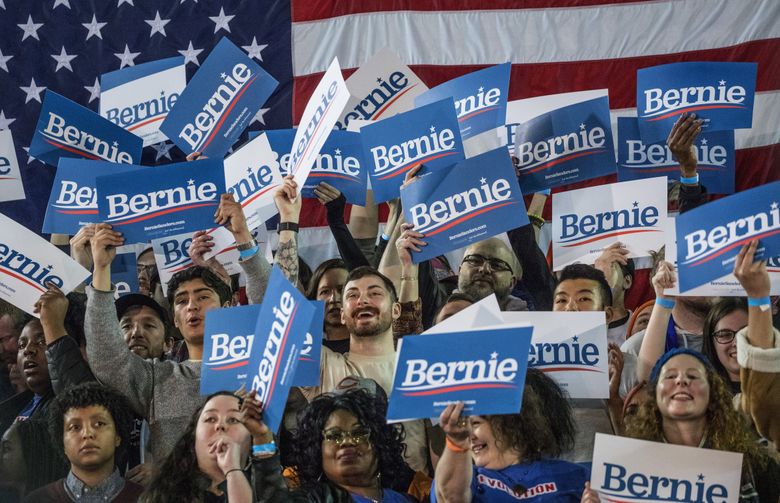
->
[667,112,704,177]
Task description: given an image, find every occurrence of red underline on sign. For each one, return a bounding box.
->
[199,74,258,152]
[266,303,299,404]
[56,209,99,215]
[111,202,217,226]
[240,184,276,208]
[0,267,46,293]
[376,151,459,181]
[211,360,249,370]
[646,104,744,122]
[44,138,100,160]
[425,201,518,237]
[561,229,660,247]
[688,227,780,267]
[128,115,166,131]
[624,166,720,173]
[525,149,604,174]
[539,367,604,373]
[309,173,355,181]
[373,84,417,120]
[459,106,497,122]
[402,382,515,396]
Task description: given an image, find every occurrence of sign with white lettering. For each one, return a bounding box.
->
[362,98,465,203]
[289,58,350,190]
[675,180,780,292]
[112,252,138,299]
[249,267,315,433]
[160,37,278,158]
[201,304,261,395]
[43,159,138,235]
[387,326,532,422]
[637,61,757,144]
[424,295,503,335]
[416,63,510,141]
[591,434,742,503]
[336,47,429,131]
[617,117,735,194]
[0,213,90,316]
[292,301,324,387]
[96,159,225,243]
[100,56,186,146]
[514,96,617,193]
[29,90,143,167]
[552,177,667,271]
[401,147,527,263]
[0,130,25,203]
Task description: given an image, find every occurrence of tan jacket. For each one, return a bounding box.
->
[737,326,780,451]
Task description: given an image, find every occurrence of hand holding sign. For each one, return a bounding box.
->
[90,224,124,270]
[396,223,426,268]
[666,113,704,176]
[240,390,274,446]
[312,182,341,205]
[652,260,677,300]
[733,240,770,299]
[439,402,469,450]
[70,224,96,271]
[214,193,252,244]
[593,242,630,290]
[34,284,69,343]
[274,175,301,223]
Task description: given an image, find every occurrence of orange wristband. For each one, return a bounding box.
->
[446,437,468,453]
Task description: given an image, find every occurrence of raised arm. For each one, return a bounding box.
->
[434,402,473,503]
[316,182,370,270]
[636,261,677,381]
[733,240,773,349]
[273,176,302,288]
[668,113,707,213]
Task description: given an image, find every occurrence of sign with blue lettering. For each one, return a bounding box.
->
[100,57,186,146]
[201,304,261,396]
[415,63,510,140]
[0,130,25,203]
[249,267,315,433]
[637,61,757,143]
[160,37,278,158]
[29,90,143,167]
[96,159,225,244]
[43,159,138,235]
[362,98,465,203]
[387,326,532,422]
[112,252,138,299]
[675,180,780,292]
[591,434,742,503]
[617,117,735,194]
[292,301,324,387]
[401,148,527,263]
[514,96,616,193]
[0,213,90,316]
[552,177,667,271]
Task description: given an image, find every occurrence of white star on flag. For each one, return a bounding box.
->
[209,7,234,34]
[51,47,77,72]
[252,108,270,125]
[117,0,134,6]
[20,78,46,104]
[178,41,203,66]
[0,110,16,130]
[52,0,71,8]
[82,14,107,41]
[23,147,40,165]
[151,142,174,161]
[114,44,140,69]
[84,77,100,103]
[0,49,12,72]
[242,37,267,61]
[18,15,44,41]
[145,11,170,37]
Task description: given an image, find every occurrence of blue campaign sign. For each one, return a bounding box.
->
[292,301,324,387]
[260,129,368,205]
[112,252,138,298]
[160,37,278,158]
[676,180,780,292]
[637,61,757,144]
[401,147,528,263]
[387,326,533,421]
[249,267,316,433]
[96,159,225,244]
[201,304,261,396]
[617,117,735,194]
[43,159,139,235]
[514,96,617,193]
[29,91,143,167]
[361,98,465,203]
[415,63,510,140]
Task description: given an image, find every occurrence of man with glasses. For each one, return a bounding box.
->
[457,238,527,311]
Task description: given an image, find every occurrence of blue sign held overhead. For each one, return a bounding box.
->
[617,117,735,194]
[514,96,617,193]
[361,98,465,203]
[201,304,261,396]
[401,147,527,263]
[636,61,757,144]
[415,63,510,140]
[675,180,780,292]
[160,37,278,158]
[29,91,143,167]
[96,159,225,244]
[292,301,324,387]
[112,252,139,298]
[387,326,533,421]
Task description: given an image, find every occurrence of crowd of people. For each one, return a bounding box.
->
[0,113,778,503]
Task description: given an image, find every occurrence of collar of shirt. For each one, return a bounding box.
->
[64,467,125,502]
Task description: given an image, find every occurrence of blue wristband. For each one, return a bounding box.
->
[239,245,259,259]
[381,233,390,242]
[655,297,675,309]
[680,173,699,185]
[538,188,551,196]
[252,442,276,456]
[747,296,771,308]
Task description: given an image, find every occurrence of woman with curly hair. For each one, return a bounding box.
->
[700,297,747,394]
[253,387,418,502]
[433,368,589,502]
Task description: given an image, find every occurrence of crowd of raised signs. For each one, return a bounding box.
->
[0,41,779,503]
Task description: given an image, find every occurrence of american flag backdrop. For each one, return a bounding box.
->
[1,0,778,305]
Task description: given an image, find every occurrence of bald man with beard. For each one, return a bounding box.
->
[456,238,528,311]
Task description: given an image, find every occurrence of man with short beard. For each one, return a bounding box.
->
[457,238,527,311]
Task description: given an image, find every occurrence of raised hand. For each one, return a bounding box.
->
[240,390,273,446]
[651,260,677,300]
[733,240,770,298]
[273,175,302,223]
[607,343,624,400]
[90,223,123,270]
[593,242,630,289]
[396,222,426,267]
[69,224,95,271]
[188,230,215,267]
[214,193,252,243]
[34,283,69,343]
[313,181,342,206]
[667,112,704,177]
[439,402,470,450]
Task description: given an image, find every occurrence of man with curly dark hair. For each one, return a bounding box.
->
[24,382,142,502]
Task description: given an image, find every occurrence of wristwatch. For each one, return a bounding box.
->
[277,222,299,233]
[236,239,257,251]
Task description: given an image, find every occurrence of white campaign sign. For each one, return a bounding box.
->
[0,213,90,315]
[664,216,780,296]
[423,294,502,334]
[289,58,350,189]
[591,433,743,503]
[552,177,667,271]
[202,224,269,276]
[0,130,26,203]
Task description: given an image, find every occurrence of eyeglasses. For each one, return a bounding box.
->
[713,329,739,345]
[136,264,157,277]
[462,254,513,273]
[322,426,371,446]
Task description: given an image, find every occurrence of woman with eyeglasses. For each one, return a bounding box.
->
[700,297,747,394]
